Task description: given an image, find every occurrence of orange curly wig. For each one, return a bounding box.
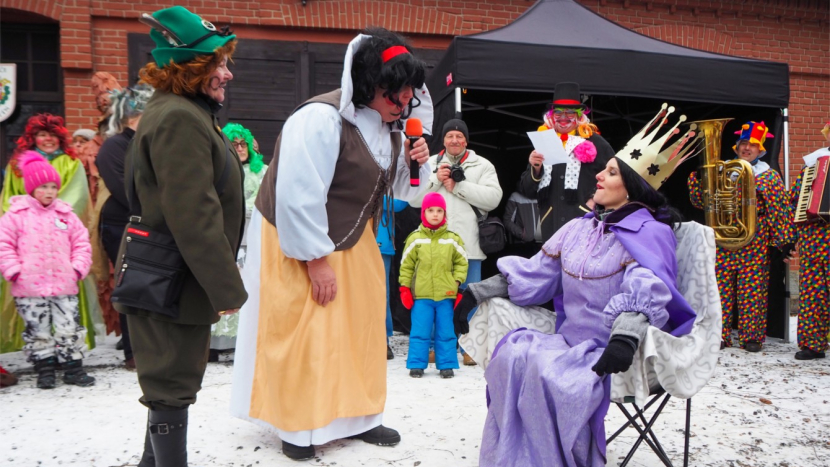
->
[138,41,236,96]
[11,113,76,176]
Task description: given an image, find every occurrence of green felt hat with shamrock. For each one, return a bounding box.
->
[140,6,236,67]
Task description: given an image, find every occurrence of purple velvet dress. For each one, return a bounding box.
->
[480,213,673,467]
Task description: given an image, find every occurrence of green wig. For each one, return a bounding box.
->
[222,122,264,173]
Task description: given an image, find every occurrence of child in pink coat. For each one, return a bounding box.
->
[0,151,94,389]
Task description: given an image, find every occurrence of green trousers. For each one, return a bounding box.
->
[127,315,211,411]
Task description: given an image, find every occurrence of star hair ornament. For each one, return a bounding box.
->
[614,103,703,190]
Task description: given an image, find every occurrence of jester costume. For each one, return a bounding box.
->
[688,121,793,349]
[0,114,100,354]
[790,125,830,359]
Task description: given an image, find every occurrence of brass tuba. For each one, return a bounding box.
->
[695,118,757,250]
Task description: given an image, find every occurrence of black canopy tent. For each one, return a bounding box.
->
[424,0,792,339]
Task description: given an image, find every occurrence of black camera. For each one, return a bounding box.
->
[448,164,466,182]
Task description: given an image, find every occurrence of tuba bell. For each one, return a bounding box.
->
[695,118,757,250]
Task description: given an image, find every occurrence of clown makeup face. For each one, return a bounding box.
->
[231,137,249,162]
[594,158,628,210]
[424,206,445,227]
[35,131,60,154]
[736,140,762,163]
[204,56,233,103]
[368,86,414,123]
[33,182,58,207]
[552,108,579,134]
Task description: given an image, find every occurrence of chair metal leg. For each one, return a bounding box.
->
[607,394,665,444]
[633,401,672,462]
[617,395,674,467]
[684,398,692,467]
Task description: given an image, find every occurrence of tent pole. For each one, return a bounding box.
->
[455,87,462,116]
[782,107,791,344]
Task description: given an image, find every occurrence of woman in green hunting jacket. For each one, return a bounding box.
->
[124,7,246,467]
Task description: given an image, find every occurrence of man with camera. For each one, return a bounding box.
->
[410,119,502,364]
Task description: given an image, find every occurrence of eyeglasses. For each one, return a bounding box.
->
[231,141,247,148]
[552,109,578,118]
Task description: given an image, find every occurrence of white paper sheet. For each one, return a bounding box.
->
[527,130,569,165]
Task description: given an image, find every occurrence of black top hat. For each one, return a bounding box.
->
[551,82,585,109]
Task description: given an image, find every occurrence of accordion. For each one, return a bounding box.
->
[794,155,830,224]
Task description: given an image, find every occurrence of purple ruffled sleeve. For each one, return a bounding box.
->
[496,219,578,306]
[603,262,671,329]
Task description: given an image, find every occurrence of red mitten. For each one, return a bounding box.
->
[399,286,414,310]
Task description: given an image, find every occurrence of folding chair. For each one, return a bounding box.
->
[458,222,721,466]
[606,221,721,467]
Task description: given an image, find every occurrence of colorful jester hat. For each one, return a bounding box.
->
[732,121,773,156]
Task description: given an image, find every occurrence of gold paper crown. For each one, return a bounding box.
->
[615,104,701,190]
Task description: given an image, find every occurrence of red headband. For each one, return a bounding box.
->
[381,45,410,63]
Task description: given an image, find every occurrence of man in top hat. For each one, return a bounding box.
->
[518,82,614,241]
[688,121,794,352]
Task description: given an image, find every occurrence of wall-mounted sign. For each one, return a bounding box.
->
[0,64,17,123]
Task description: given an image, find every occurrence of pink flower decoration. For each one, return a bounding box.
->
[574,141,597,163]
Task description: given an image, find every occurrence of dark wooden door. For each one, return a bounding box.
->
[128,35,444,163]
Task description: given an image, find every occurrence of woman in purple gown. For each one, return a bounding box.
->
[454,156,696,467]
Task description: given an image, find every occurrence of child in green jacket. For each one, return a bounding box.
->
[399,192,468,378]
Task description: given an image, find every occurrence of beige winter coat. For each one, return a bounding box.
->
[410,149,502,260]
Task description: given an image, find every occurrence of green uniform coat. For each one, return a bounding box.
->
[399,224,468,301]
[119,91,247,325]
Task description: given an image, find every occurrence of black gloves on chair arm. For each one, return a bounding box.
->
[592,336,638,377]
[453,274,510,336]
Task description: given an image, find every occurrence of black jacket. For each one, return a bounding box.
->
[503,191,542,244]
[96,127,134,230]
[518,133,614,241]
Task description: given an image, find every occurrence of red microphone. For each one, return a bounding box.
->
[405,118,423,187]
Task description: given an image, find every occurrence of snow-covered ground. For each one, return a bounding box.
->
[2,317,829,467]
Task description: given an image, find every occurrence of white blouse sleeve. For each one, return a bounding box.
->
[274,103,341,261]
[392,147,431,201]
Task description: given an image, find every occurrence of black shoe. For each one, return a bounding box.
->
[439,369,454,378]
[116,338,124,351]
[137,417,155,467]
[148,408,188,466]
[744,341,762,353]
[208,349,220,363]
[387,345,394,360]
[34,356,58,389]
[281,441,315,461]
[62,359,95,386]
[409,369,424,378]
[795,348,826,360]
[348,425,401,446]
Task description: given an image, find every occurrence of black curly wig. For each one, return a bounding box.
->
[612,157,684,229]
[351,27,427,119]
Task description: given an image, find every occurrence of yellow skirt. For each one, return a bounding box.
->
[249,221,387,432]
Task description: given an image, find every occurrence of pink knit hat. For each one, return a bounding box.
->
[19,150,61,194]
[421,192,447,229]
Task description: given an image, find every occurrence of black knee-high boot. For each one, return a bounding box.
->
[147,408,188,467]
[138,414,156,467]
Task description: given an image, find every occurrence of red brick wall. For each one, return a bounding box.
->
[1,0,828,177]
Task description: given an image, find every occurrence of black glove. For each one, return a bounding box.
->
[453,288,478,336]
[778,243,795,258]
[592,336,638,377]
